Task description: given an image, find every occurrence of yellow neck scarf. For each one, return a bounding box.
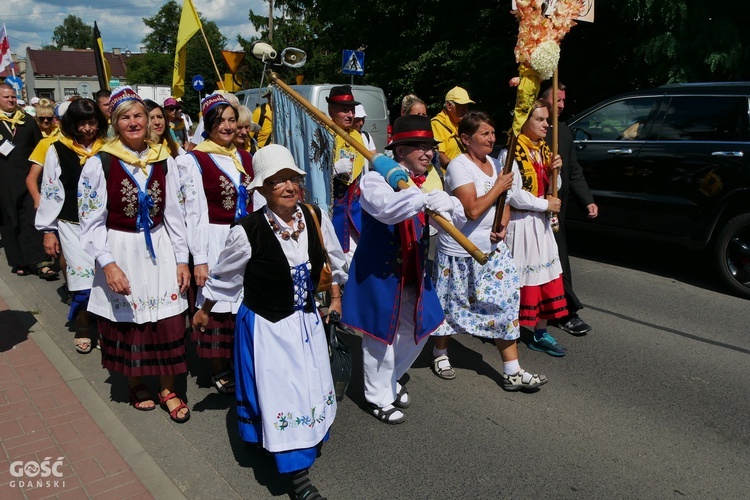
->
[194,140,247,175]
[42,127,60,138]
[101,140,171,174]
[515,133,552,196]
[0,110,25,127]
[58,136,106,165]
[170,121,185,131]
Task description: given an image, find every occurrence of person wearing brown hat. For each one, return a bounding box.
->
[327,85,367,266]
[340,115,464,424]
[431,86,475,172]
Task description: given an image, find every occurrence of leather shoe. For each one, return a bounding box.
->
[558,315,591,335]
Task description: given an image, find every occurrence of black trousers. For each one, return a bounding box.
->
[553,219,583,314]
[0,192,46,269]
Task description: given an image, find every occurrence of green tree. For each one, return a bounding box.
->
[45,15,94,50]
[126,0,229,117]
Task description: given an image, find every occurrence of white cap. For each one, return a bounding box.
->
[23,106,36,117]
[55,101,71,119]
[248,144,306,190]
[30,97,40,105]
[17,99,26,106]
[354,104,367,118]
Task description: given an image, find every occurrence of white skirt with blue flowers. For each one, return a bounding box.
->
[431,242,521,340]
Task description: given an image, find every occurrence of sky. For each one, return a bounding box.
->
[2,0,267,56]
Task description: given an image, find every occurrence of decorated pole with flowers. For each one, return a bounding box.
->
[493,0,587,233]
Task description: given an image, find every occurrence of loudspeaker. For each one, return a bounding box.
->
[251,41,277,62]
[280,47,307,69]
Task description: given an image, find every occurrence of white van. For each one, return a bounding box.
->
[236,84,390,151]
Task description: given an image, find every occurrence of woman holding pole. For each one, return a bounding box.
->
[431,110,547,390]
[501,99,568,357]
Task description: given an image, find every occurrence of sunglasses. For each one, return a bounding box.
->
[38,117,54,123]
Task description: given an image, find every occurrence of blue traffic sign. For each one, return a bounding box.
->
[4,75,23,94]
[342,50,364,76]
[192,75,205,91]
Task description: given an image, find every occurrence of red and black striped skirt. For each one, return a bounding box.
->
[519,276,567,327]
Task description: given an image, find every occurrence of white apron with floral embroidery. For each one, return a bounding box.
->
[87,223,188,323]
[252,309,336,453]
[58,221,95,292]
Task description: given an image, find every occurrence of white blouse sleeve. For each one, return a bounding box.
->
[319,209,348,284]
[359,170,426,225]
[163,157,190,264]
[78,155,113,267]
[176,153,209,265]
[499,149,549,212]
[35,146,64,231]
[202,225,251,303]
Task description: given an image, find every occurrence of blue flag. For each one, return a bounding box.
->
[271,87,335,215]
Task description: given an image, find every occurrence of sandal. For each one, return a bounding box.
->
[393,384,411,409]
[501,369,548,392]
[295,485,327,500]
[129,384,156,411]
[368,404,405,425]
[431,354,456,380]
[211,370,236,394]
[159,391,190,423]
[37,265,59,281]
[12,266,30,276]
[74,337,92,354]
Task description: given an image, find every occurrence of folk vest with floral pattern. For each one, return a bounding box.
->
[104,156,166,232]
[191,150,254,224]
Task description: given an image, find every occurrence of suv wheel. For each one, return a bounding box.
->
[714,213,750,298]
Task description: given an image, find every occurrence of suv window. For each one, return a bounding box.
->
[655,96,749,142]
[573,97,658,141]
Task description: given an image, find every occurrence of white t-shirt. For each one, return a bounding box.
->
[437,154,499,256]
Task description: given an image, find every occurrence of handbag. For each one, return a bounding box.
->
[305,204,333,293]
[326,311,352,401]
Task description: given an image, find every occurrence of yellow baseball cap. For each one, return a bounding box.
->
[445,86,475,105]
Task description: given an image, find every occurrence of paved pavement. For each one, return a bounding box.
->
[0,264,184,499]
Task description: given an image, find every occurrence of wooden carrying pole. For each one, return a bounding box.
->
[267,71,488,265]
[200,24,225,90]
[549,68,560,232]
[491,132,518,233]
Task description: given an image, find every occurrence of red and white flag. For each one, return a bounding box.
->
[0,24,14,75]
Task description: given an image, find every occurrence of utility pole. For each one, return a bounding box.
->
[268,0,274,41]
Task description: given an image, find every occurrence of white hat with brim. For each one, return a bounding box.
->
[248,144,306,190]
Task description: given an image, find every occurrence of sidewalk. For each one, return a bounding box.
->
[0,277,184,499]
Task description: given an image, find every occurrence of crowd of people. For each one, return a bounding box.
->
[0,79,597,500]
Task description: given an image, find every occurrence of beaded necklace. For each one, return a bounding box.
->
[267,209,305,241]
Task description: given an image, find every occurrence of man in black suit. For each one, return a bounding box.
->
[541,83,598,335]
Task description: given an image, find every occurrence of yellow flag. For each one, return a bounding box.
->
[172,0,202,98]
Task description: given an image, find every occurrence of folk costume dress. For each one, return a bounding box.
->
[342,169,453,408]
[201,203,347,474]
[177,141,261,359]
[432,154,522,341]
[35,136,105,319]
[501,134,567,326]
[78,142,190,376]
[331,130,366,263]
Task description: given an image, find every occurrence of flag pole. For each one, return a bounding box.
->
[198,25,224,90]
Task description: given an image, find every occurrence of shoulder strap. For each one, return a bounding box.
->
[305,203,327,254]
[252,104,268,140]
[98,152,112,179]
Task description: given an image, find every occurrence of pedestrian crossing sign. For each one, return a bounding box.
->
[342,50,365,76]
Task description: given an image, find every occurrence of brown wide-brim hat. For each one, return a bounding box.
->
[326,85,360,106]
[385,115,439,150]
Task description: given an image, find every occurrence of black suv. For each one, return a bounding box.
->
[566,82,750,297]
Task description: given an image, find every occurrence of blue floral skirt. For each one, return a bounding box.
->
[432,243,521,340]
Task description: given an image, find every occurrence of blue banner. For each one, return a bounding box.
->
[272,87,335,215]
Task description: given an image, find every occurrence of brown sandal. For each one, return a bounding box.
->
[129,384,156,411]
[159,391,190,423]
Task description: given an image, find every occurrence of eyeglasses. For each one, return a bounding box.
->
[266,175,304,190]
[38,117,54,123]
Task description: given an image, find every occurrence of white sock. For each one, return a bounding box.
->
[433,347,448,358]
[503,359,521,375]
[380,404,404,420]
[396,383,409,405]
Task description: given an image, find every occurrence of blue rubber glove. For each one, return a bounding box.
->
[372,154,408,189]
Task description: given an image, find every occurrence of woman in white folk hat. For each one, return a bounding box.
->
[178,93,259,394]
[193,144,346,500]
[78,86,192,423]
